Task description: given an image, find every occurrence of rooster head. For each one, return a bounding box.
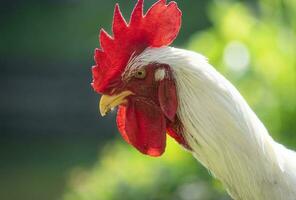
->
[92,0,189,157]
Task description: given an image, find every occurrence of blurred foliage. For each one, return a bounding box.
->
[63,0,295,200]
[63,139,229,200]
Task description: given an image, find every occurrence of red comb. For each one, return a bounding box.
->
[92,0,182,93]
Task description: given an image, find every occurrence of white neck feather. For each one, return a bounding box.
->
[130,47,296,200]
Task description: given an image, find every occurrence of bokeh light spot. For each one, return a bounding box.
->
[223,41,250,75]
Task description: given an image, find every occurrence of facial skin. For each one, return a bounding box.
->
[100,64,163,116]
[125,64,162,105]
[99,63,189,156]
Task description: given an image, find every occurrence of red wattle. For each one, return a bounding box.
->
[116,99,166,157]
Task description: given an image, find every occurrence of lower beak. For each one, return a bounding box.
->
[99,90,134,116]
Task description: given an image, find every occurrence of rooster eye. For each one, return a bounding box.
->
[134,68,146,79]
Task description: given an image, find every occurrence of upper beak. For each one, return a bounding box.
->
[99,90,134,116]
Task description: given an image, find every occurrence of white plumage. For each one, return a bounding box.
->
[127,47,296,200]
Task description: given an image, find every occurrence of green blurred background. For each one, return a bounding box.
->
[0,0,295,200]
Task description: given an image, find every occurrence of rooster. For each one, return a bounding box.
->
[91,0,296,199]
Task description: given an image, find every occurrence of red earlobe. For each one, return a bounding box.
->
[158,69,178,121]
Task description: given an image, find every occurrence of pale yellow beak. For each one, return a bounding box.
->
[99,90,134,116]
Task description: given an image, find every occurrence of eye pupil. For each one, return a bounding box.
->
[135,68,146,79]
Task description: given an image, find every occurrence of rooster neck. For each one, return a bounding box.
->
[132,47,296,200]
[170,48,296,200]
